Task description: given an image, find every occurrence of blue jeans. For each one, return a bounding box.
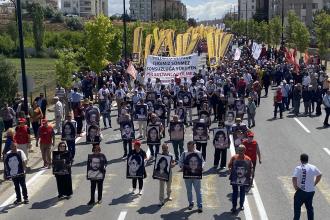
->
[171,140,184,161]
[184,179,202,208]
[232,185,246,209]
[294,189,315,220]
[66,140,76,160]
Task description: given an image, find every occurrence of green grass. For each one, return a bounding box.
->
[7,58,58,100]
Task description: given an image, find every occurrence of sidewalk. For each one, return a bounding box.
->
[0,105,61,195]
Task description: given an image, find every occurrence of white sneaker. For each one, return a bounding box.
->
[167,196,173,201]
[138,190,142,195]
[132,188,136,194]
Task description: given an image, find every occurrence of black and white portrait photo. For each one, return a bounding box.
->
[87,154,105,180]
[4,152,24,179]
[176,107,186,122]
[132,52,140,63]
[210,57,217,66]
[183,152,203,179]
[199,110,211,125]
[86,107,100,125]
[146,92,157,102]
[52,151,71,175]
[230,160,252,186]
[182,92,192,108]
[193,122,208,142]
[134,105,148,121]
[235,99,246,115]
[233,130,246,147]
[61,121,76,141]
[154,104,166,119]
[147,125,160,144]
[120,121,135,140]
[86,125,101,144]
[152,154,172,182]
[225,111,236,126]
[126,153,145,179]
[147,101,154,112]
[162,95,171,107]
[169,122,184,141]
[213,128,230,149]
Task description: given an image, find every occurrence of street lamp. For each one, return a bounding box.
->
[123,0,128,61]
[281,0,284,45]
[16,0,28,115]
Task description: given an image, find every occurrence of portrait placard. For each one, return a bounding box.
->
[132,52,140,63]
[169,122,184,141]
[146,101,154,112]
[183,152,203,179]
[152,154,172,182]
[199,110,211,125]
[134,105,148,121]
[120,121,135,140]
[147,125,161,145]
[146,92,157,102]
[126,153,145,179]
[86,106,100,125]
[225,111,236,126]
[233,129,247,147]
[52,151,71,175]
[86,125,101,144]
[213,128,230,149]
[61,121,76,141]
[230,160,252,186]
[162,95,171,107]
[182,92,192,108]
[193,122,208,142]
[235,99,246,114]
[154,104,166,119]
[87,154,105,180]
[176,107,186,122]
[4,152,24,179]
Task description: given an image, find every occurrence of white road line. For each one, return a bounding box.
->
[294,118,311,133]
[323,148,330,156]
[117,211,127,220]
[0,135,83,212]
[229,135,252,220]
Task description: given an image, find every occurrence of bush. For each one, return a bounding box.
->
[65,17,84,31]
[51,11,64,23]
[0,56,18,105]
[0,34,15,55]
[44,31,85,50]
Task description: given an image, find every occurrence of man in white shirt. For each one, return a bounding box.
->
[292,154,322,220]
[323,89,330,127]
[54,96,63,134]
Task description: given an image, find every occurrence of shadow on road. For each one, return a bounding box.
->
[72,161,87,167]
[136,204,161,214]
[160,207,198,219]
[213,212,242,219]
[109,193,139,206]
[105,139,122,144]
[30,196,59,209]
[108,157,124,164]
[65,204,93,216]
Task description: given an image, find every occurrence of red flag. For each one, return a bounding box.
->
[285,48,300,74]
[126,62,137,80]
[304,51,309,64]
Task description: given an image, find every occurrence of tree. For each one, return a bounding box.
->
[292,21,310,57]
[187,18,197,27]
[30,3,45,55]
[285,11,299,48]
[314,11,330,67]
[107,27,123,63]
[84,15,114,76]
[0,56,18,105]
[269,16,282,47]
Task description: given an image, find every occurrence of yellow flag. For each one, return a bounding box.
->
[132,27,143,64]
[165,30,175,57]
[176,34,184,56]
[219,33,234,59]
[144,34,153,65]
[153,27,159,46]
[185,33,199,55]
[207,32,217,67]
[152,30,167,55]
[182,32,191,55]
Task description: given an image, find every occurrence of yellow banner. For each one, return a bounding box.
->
[152,30,167,55]
[176,34,184,56]
[133,27,143,64]
[215,31,224,62]
[182,33,191,55]
[207,32,217,67]
[185,33,200,55]
[219,33,234,59]
[166,30,175,57]
[144,34,153,65]
[153,27,159,46]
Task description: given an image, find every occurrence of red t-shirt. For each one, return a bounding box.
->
[242,139,258,161]
[15,125,30,144]
[38,126,54,145]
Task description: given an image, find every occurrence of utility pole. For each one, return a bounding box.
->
[281,0,285,45]
[123,0,127,61]
[164,0,167,20]
[245,0,248,41]
[16,0,28,115]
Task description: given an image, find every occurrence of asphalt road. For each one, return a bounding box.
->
[0,89,330,220]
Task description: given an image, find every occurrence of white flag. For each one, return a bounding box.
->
[234,48,241,61]
[252,42,262,60]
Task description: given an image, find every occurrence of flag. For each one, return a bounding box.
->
[304,51,309,64]
[126,62,137,80]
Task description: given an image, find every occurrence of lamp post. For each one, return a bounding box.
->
[123,0,128,61]
[245,0,248,42]
[16,0,28,115]
[281,0,284,45]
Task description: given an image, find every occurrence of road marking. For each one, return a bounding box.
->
[323,148,330,157]
[203,175,220,208]
[229,135,253,220]
[117,211,127,220]
[294,118,311,133]
[278,176,306,212]
[0,136,83,212]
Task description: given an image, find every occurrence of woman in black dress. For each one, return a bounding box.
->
[53,142,73,199]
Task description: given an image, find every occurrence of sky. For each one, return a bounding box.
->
[108,0,237,21]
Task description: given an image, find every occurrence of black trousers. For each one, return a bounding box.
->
[123,140,132,156]
[294,189,315,220]
[12,175,28,201]
[31,121,40,138]
[132,178,143,190]
[3,119,13,131]
[213,148,227,168]
[90,179,104,202]
[324,107,330,125]
[74,117,83,134]
[196,142,207,161]
[55,174,73,197]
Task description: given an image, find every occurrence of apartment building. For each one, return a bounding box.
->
[238,0,257,20]
[61,0,108,17]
